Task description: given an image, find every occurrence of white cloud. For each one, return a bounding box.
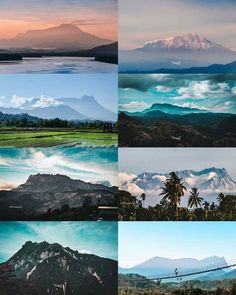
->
[176,80,230,100]
[119,101,151,112]
[181,102,208,110]
[0,158,11,166]
[119,172,144,196]
[24,149,118,186]
[11,95,33,108]
[155,86,172,92]
[231,87,236,96]
[0,182,15,190]
[32,96,62,108]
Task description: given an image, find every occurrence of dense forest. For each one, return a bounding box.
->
[119,172,236,221]
[0,112,117,130]
[119,112,236,147]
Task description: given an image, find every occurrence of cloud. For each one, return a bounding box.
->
[119,74,171,92]
[0,158,11,166]
[181,102,208,110]
[32,96,62,108]
[232,87,236,95]
[0,182,15,190]
[119,172,144,196]
[22,148,118,186]
[119,101,151,112]
[71,19,99,26]
[176,80,230,100]
[11,95,33,108]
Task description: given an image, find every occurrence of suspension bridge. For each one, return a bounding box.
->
[121,259,236,285]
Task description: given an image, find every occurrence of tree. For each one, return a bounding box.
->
[140,193,146,207]
[160,172,186,220]
[203,201,210,220]
[217,193,225,205]
[188,188,203,210]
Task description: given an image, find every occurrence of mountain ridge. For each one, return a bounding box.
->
[119,256,228,281]
[120,167,236,194]
[0,173,118,216]
[2,240,117,294]
[0,95,117,122]
[0,23,112,51]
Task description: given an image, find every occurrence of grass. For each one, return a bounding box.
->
[0,128,118,147]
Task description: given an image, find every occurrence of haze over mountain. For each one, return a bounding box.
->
[2,240,117,294]
[0,95,117,121]
[119,33,236,73]
[153,60,236,74]
[119,256,229,281]
[0,24,112,51]
[0,174,118,217]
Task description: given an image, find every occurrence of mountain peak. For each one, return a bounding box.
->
[142,33,230,51]
[5,241,117,294]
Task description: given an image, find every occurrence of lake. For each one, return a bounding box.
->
[0,56,117,73]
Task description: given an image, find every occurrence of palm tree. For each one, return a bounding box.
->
[140,193,146,207]
[203,201,210,220]
[160,172,186,220]
[217,193,225,204]
[188,187,203,209]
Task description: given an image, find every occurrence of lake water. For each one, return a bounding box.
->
[0,56,117,73]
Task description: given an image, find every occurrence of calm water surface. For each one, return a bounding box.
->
[0,56,117,73]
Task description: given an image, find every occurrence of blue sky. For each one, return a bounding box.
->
[0,74,117,113]
[0,147,118,190]
[119,74,236,114]
[119,148,236,180]
[0,221,117,262]
[119,222,236,268]
[120,0,236,49]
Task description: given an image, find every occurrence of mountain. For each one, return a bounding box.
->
[0,174,118,217]
[86,42,118,56]
[124,104,234,126]
[29,105,88,121]
[59,95,117,121]
[1,241,117,295]
[120,168,236,195]
[0,95,117,122]
[119,256,228,281]
[137,33,232,53]
[0,105,87,121]
[0,24,112,51]
[143,103,208,115]
[154,60,236,74]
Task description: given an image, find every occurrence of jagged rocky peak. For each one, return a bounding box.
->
[142,33,229,51]
[4,240,117,295]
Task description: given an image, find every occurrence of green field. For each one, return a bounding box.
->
[0,128,118,147]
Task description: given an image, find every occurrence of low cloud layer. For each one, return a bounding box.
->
[119,74,236,113]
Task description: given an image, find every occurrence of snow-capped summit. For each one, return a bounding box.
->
[140,33,231,52]
[119,167,236,195]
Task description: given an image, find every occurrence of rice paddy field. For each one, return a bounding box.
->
[0,128,118,147]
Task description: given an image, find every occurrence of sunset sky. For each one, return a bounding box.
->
[0,0,117,40]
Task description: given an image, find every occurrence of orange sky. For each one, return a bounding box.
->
[0,7,117,41]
